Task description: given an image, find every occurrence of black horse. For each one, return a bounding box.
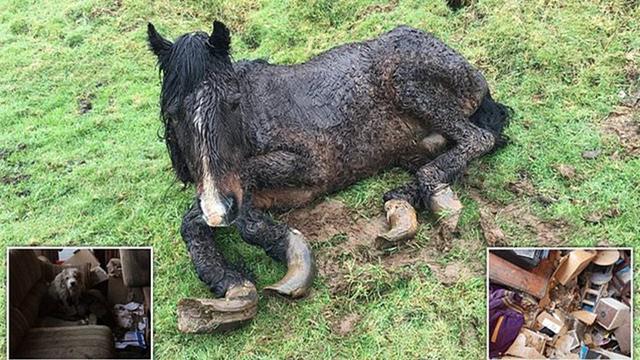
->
[148,21,509,331]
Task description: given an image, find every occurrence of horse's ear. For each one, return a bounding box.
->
[208,20,230,54]
[147,23,172,59]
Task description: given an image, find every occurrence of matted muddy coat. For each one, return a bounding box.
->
[148,21,509,332]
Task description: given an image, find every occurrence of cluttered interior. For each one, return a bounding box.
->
[8,248,151,359]
[488,248,631,359]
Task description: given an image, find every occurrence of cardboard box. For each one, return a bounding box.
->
[552,250,596,286]
[108,276,129,305]
[595,297,630,330]
[614,317,631,355]
[505,332,546,359]
[571,310,597,325]
[64,249,100,268]
[108,276,145,305]
[535,311,565,335]
[554,330,579,354]
[90,266,109,287]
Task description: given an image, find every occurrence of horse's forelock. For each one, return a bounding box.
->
[158,32,234,184]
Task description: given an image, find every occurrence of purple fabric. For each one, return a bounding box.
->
[489,285,524,358]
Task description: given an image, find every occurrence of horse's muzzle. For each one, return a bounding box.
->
[200,195,238,227]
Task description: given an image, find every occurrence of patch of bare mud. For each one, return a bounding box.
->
[278,200,478,294]
[468,190,570,246]
[332,312,361,336]
[601,104,640,157]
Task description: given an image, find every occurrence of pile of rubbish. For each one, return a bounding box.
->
[489,249,631,359]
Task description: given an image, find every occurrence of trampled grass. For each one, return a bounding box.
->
[0,0,638,358]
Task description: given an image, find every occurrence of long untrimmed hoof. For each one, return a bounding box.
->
[263,230,316,299]
[429,184,463,234]
[177,281,258,333]
[375,199,418,249]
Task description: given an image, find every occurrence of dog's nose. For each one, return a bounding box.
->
[69,280,77,287]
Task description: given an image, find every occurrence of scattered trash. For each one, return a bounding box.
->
[489,249,632,358]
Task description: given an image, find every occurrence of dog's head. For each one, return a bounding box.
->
[61,268,81,291]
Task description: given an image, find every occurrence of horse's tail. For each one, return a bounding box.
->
[470,91,512,152]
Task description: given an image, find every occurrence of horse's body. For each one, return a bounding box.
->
[227,26,492,209]
[148,22,510,332]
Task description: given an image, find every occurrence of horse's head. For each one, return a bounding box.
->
[148,21,245,227]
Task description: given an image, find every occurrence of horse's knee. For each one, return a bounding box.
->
[466,126,495,156]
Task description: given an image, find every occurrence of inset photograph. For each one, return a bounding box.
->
[488,248,632,359]
[7,247,152,359]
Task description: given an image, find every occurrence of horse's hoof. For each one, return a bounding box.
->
[375,199,418,249]
[177,281,258,333]
[263,230,316,299]
[429,184,463,233]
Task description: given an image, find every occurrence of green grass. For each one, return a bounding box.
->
[1,0,639,358]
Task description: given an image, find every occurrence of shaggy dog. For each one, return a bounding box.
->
[45,267,83,319]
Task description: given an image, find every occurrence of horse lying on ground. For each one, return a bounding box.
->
[148,21,510,332]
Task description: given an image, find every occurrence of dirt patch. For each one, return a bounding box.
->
[555,164,576,180]
[1,173,30,185]
[507,172,536,196]
[583,207,621,224]
[77,93,95,114]
[332,312,361,336]
[468,190,569,246]
[601,95,639,157]
[479,208,506,246]
[279,199,479,294]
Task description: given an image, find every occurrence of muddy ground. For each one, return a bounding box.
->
[276,91,638,303]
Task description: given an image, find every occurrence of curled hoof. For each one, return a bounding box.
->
[264,230,316,299]
[429,184,463,235]
[177,281,258,333]
[375,199,418,249]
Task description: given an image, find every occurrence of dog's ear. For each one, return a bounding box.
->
[148,22,172,59]
[208,20,230,54]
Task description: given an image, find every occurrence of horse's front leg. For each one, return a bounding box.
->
[235,206,316,298]
[178,201,258,333]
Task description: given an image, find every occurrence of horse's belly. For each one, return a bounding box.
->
[252,187,321,210]
[332,114,429,183]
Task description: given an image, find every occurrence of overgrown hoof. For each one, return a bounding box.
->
[429,184,463,237]
[264,229,316,299]
[177,281,258,333]
[375,199,418,249]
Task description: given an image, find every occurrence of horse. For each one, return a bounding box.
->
[148,20,509,331]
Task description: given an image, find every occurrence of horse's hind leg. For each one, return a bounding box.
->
[416,118,494,234]
[178,201,258,333]
[235,207,315,299]
[375,133,450,248]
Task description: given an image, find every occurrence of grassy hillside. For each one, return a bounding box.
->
[0,0,638,358]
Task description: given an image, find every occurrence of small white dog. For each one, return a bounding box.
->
[47,267,83,318]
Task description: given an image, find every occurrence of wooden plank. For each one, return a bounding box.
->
[489,252,549,299]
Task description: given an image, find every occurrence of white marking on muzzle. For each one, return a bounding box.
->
[200,161,228,227]
[192,90,228,227]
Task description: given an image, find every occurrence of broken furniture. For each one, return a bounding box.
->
[489,253,549,299]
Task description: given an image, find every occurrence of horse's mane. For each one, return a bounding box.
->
[155,30,234,184]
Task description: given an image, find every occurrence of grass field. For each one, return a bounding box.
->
[0,0,638,358]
